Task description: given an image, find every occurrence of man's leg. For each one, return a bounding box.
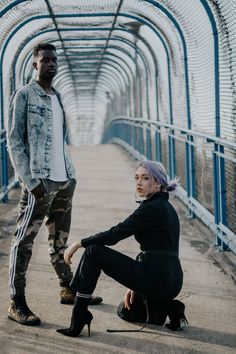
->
[45,180,75,303]
[45,179,102,305]
[8,186,53,325]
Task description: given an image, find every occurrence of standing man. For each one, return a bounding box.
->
[7,43,78,326]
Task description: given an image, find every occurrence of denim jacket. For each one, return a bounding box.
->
[7,80,76,192]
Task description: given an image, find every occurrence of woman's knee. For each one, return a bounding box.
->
[84,244,104,258]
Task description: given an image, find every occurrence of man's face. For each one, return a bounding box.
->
[33,49,58,79]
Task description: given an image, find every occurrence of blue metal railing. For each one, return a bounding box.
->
[103,116,236,255]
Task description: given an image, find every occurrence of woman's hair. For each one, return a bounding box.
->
[137,160,179,192]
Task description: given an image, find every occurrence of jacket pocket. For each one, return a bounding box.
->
[28,104,47,128]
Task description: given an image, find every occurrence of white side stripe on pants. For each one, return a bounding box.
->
[9,193,35,296]
[76,291,92,299]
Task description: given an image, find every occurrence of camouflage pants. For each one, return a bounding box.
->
[9,179,76,297]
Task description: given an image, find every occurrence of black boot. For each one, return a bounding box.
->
[57,296,93,337]
[148,300,168,326]
[165,299,188,331]
[8,295,41,326]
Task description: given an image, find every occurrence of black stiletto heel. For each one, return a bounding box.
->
[165,300,188,331]
[57,310,93,337]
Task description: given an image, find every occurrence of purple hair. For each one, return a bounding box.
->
[138,160,179,192]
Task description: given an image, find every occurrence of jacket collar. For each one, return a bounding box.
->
[144,191,169,203]
[30,79,60,98]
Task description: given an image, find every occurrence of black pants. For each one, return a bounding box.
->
[71,245,183,301]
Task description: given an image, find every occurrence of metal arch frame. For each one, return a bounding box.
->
[57,56,128,91]
[119,30,160,159]
[52,13,176,157]
[1,5,189,127]
[0,13,168,147]
[58,68,126,110]
[0,0,28,17]
[66,59,129,94]
[88,0,125,100]
[0,10,179,201]
[57,45,145,115]
[13,26,163,162]
[1,13,170,127]
[15,29,152,120]
[0,2,181,200]
[60,41,147,116]
[22,45,134,98]
[54,78,126,124]
[76,12,177,174]
[43,1,78,103]
[1,6,171,122]
[59,56,133,117]
[12,29,149,121]
[0,3,219,131]
[57,66,123,94]
[65,52,130,85]
[8,25,152,164]
[58,61,125,90]
[52,65,124,110]
[16,33,151,133]
[54,73,124,116]
[0,2,228,251]
[22,50,134,113]
[21,46,138,121]
[19,34,159,159]
[53,39,152,157]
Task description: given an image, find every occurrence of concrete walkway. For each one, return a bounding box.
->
[0,144,235,354]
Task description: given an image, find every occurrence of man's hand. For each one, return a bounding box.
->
[31,182,46,199]
[123,289,135,310]
[64,241,82,265]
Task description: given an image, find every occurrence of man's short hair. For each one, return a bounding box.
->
[33,43,56,58]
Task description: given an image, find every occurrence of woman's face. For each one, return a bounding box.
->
[135,166,160,198]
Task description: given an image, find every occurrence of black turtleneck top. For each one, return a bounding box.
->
[81,192,180,252]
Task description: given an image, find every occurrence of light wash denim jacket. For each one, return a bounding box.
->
[7,80,76,192]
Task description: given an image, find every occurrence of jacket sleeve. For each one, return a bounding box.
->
[81,202,153,247]
[7,90,41,192]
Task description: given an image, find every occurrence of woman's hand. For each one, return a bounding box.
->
[123,289,135,310]
[64,241,82,265]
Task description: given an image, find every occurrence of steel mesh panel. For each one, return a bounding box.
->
[209,0,236,141]
[175,139,187,191]
[195,142,214,215]
[160,128,169,174]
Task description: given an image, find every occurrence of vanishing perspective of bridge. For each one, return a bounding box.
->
[0,2,236,354]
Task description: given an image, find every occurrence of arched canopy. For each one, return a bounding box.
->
[2,0,234,144]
